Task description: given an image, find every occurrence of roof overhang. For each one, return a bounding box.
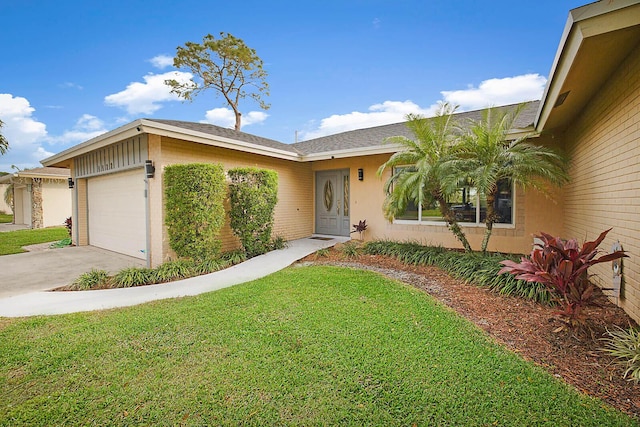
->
[42,119,303,167]
[301,144,403,161]
[536,0,640,132]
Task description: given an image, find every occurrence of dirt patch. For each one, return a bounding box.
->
[299,246,640,418]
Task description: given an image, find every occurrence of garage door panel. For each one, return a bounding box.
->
[88,169,146,259]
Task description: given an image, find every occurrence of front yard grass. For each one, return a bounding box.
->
[0,266,635,426]
[0,226,68,255]
[0,213,12,223]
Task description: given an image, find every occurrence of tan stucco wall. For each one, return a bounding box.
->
[312,152,563,254]
[558,43,640,322]
[42,180,72,228]
[0,183,10,214]
[148,136,314,266]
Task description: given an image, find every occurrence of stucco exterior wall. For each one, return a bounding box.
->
[560,43,640,322]
[0,183,10,214]
[312,151,563,255]
[42,180,71,228]
[149,136,314,266]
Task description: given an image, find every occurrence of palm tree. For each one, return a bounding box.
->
[0,120,8,155]
[377,103,473,252]
[453,103,570,253]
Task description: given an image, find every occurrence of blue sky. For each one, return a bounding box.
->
[0,0,588,172]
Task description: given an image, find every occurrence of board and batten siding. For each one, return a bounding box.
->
[147,136,314,266]
[561,42,640,322]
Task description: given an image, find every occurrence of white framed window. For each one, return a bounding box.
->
[391,167,514,227]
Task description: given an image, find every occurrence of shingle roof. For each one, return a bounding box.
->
[292,101,540,155]
[145,119,303,155]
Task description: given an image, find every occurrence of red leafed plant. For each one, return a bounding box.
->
[499,228,627,326]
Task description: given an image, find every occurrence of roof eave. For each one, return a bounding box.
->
[302,144,403,161]
[139,120,302,162]
[535,0,640,132]
[42,119,303,167]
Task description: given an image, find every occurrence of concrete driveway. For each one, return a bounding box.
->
[0,246,146,298]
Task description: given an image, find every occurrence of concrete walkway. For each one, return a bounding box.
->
[0,223,29,232]
[0,236,347,318]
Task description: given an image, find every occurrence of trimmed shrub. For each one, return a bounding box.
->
[228,167,278,258]
[165,163,226,261]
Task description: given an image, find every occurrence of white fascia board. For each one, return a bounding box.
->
[16,173,69,180]
[41,120,144,166]
[301,144,403,161]
[137,120,302,162]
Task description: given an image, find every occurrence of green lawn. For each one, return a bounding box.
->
[0,213,12,223]
[0,227,68,255]
[0,266,635,426]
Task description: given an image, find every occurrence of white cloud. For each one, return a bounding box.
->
[301,100,433,140]
[48,114,108,144]
[300,73,548,140]
[0,94,49,170]
[201,108,268,129]
[149,54,174,70]
[440,73,547,111]
[104,71,193,115]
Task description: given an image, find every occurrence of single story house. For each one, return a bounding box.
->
[0,180,11,214]
[0,167,71,228]
[42,0,640,321]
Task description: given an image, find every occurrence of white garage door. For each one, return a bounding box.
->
[88,169,146,259]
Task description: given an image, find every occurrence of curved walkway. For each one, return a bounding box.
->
[0,237,347,318]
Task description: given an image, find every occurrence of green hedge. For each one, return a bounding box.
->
[164,163,226,260]
[228,167,278,258]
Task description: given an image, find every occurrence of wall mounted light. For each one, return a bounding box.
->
[358,168,364,181]
[145,160,155,179]
[68,177,75,189]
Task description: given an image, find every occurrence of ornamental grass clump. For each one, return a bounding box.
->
[70,269,109,290]
[499,228,627,326]
[601,326,640,382]
[113,267,155,288]
[152,259,196,283]
[363,240,552,304]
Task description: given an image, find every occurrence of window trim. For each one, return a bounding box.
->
[389,172,516,229]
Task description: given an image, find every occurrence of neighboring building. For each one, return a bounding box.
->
[0,167,71,228]
[42,1,640,321]
[0,177,11,214]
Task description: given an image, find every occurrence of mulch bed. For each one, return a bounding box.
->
[298,247,640,418]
